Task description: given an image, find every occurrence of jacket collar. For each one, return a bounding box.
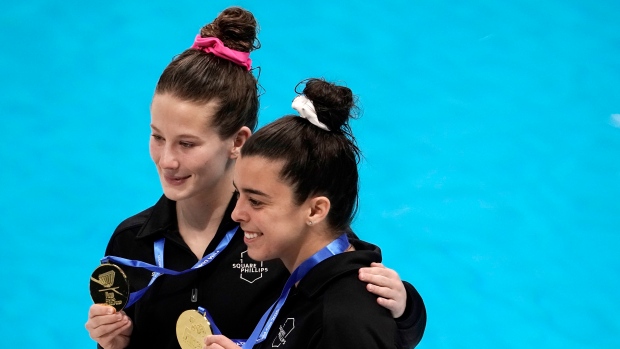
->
[135,194,238,240]
[135,195,177,239]
[296,238,382,298]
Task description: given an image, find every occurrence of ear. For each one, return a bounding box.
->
[230,126,252,159]
[306,196,331,225]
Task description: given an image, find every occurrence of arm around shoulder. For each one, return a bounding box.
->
[395,281,426,349]
[316,278,398,349]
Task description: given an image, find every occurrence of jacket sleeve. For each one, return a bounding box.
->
[315,277,397,349]
[345,227,427,348]
[394,281,427,349]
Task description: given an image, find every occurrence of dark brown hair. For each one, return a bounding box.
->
[241,78,361,232]
[155,7,259,138]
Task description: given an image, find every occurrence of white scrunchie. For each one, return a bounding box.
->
[291,95,330,131]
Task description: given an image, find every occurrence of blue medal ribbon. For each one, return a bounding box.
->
[101,225,239,308]
[197,307,246,346]
[241,233,350,348]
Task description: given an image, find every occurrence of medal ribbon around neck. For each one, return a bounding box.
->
[101,225,239,308]
[241,233,350,348]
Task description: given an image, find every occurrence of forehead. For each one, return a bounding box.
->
[235,156,290,190]
[150,93,220,132]
[236,156,283,179]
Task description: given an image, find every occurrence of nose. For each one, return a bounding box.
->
[158,145,179,169]
[231,198,247,223]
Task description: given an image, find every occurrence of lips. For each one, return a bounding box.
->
[243,231,263,244]
[244,232,260,239]
[163,174,191,186]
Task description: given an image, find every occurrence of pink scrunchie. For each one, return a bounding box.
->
[190,35,252,71]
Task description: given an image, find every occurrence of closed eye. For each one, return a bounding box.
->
[232,182,268,208]
[248,197,263,208]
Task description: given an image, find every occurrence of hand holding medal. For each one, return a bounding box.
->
[86,263,133,349]
[177,307,213,349]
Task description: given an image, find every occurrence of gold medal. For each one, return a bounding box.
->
[89,263,130,312]
[176,309,213,349]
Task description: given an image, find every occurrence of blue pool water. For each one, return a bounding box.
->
[1,0,619,348]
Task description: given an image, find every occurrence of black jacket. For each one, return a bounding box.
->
[98,195,425,348]
[254,239,393,349]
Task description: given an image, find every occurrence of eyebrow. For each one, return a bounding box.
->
[150,125,201,139]
[233,182,270,198]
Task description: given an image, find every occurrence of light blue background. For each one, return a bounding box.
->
[1,1,618,348]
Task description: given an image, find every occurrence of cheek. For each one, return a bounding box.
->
[149,143,159,163]
[251,212,278,234]
[205,148,233,171]
[192,152,216,172]
[187,151,225,177]
[269,211,303,235]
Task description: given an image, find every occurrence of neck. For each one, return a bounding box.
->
[175,177,235,258]
[177,171,235,228]
[282,228,340,273]
[177,198,227,235]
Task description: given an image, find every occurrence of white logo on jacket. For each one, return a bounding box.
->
[232,250,269,283]
[272,318,295,347]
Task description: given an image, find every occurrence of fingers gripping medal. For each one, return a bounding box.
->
[89,263,130,312]
[176,307,213,349]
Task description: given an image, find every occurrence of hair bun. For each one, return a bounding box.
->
[200,7,259,52]
[301,78,357,133]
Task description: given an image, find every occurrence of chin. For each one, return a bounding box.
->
[161,187,189,202]
[247,247,271,262]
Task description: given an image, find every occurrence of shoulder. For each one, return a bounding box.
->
[319,272,396,348]
[323,270,387,318]
[113,206,153,236]
[323,252,393,326]
[104,205,156,256]
[109,195,172,241]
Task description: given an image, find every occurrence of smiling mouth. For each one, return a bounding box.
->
[244,232,262,240]
[164,174,190,182]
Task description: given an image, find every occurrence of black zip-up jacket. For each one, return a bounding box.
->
[254,238,394,349]
[96,195,425,348]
